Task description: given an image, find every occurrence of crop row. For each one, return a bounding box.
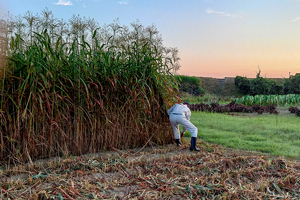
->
[190,101,279,114]
[235,94,300,106]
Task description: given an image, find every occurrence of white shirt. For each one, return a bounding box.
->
[167,103,191,121]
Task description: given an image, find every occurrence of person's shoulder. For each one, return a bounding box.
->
[175,103,187,108]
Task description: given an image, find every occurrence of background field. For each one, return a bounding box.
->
[186,107,300,158]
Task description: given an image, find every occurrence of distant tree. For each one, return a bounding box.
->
[250,76,272,95]
[270,82,284,95]
[250,69,269,95]
[234,76,251,95]
[235,69,285,95]
[283,78,292,94]
[284,74,300,94]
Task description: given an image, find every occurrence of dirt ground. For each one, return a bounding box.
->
[1,137,300,199]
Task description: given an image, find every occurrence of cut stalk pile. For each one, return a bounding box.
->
[0,10,180,163]
[1,141,299,199]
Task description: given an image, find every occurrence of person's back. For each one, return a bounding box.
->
[170,104,189,114]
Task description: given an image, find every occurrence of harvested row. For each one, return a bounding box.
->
[1,141,299,199]
[189,101,279,114]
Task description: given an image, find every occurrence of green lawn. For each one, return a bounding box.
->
[187,111,300,158]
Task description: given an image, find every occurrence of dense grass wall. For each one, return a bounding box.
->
[0,11,181,163]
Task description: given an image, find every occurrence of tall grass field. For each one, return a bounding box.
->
[0,10,182,164]
[190,110,300,158]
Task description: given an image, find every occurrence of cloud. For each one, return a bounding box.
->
[206,9,239,17]
[292,17,300,22]
[55,0,73,6]
[118,1,128,5]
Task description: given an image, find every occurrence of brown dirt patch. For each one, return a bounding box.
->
[1,139,300,199]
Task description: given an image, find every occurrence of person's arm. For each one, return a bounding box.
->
[167,104,176,115]
[185,110,191,121]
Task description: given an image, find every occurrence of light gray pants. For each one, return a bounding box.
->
[169,114,198,139]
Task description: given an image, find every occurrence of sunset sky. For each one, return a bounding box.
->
[1,0,300,78]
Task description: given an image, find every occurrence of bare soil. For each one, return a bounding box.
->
[1,138,300,199]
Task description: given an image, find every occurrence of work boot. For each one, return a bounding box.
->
[175,139,181,146]
[190,137,200,151]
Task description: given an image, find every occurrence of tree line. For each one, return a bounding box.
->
[235,70,300,96]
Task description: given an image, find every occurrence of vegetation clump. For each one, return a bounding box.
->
[175,75,205,96]
[0,9,181,163]
[288,106,300,116]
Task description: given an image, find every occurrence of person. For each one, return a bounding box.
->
[167,102,200,151]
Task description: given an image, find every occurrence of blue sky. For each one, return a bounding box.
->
[2,0,300,78]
